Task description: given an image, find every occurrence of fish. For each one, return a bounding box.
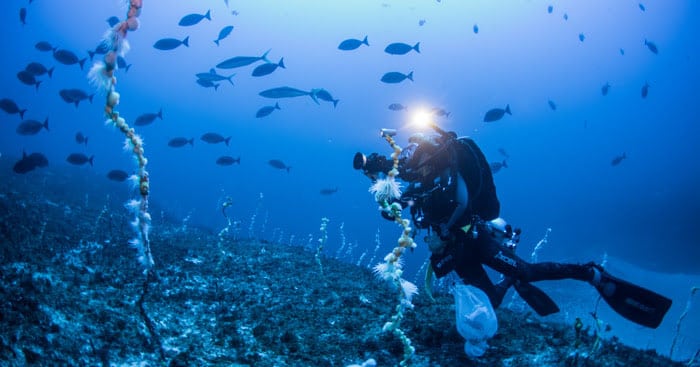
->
[418,19,426,26]
[498,148,510,158]
[388,103,407,111]
[639,3,646,11]
[473,24,479,34]
[107,16,120,27]
[252,58,285,77]
[611,153,627,166]
[214,25,234,46]
[548,100,557,111]
[134,109,163,126]
[196,68,235,85]
[19,7,26,25]
[88,42,111,60]
[13,151,48,174]
[430,107,450,118]
[268,159,290,173]
[601,82,610,96]
[338,36,369,51]
[35,41,54,52]
[117,56,132,72]
[311,88,339,108]
[196,79,220,90]
[16,118,48,135]
[320,187,338,195]
[641,82,650,99]
[259,86,317,103]
[168,137,194,147]
[547,5,553,13]
[256,102,281,118]
[490,160,508,174]
[563,13,568,21]
[107,169,129,182]
[483,105,511,122]
[153,37,189,51]
[231,10,239,16]
[619,48,625,56]
[179,10,211,26]
[216,50,270,69]
[216,156,241,166]
[25,62,54,78]
[59,89,94,107]
[53,49,87,69]
[0,98,27,119]
[201,133,231,145]
[384,42,420,55]
[16,71,42,90]
[644,39,658,54]
[67,153,94,166]
[380,71,413,84]
[579,33,585,42]
[75,132,88,146]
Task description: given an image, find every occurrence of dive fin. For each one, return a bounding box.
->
[593,268,672,329]
[514,281,560,316]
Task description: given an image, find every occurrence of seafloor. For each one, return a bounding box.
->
[0,162,687,367]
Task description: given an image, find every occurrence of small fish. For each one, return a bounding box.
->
[16,71,41,90]
[201,133,231,145]
[483,105,511,122]
[88,42,111,60]
[107,16,120,27]
[384,42,420,55]
[641,82,650,99]
[134,109,163,126]
[430,107,450,118]
[224,0,229,7]
[548,100,557,111]
[418,19,426,26]
[25,62,54,78]
[251,58,285,77]
[35,41,54,52]
[259,86,316,103]
[53,49,87,69]
[320,187,338,195]
[13,151,48,174]
[639,3,646,11]
[579,33,585,42]
[16,118,48,135]
[380,71,413,84]
[547,5,553,13]
[311,88,339,108]
[59,89,94,107]
[75,132,88,146]
[601,82,610,96]
[214,25,234,46]
[563,13,569,21]
[490,160,508,174]
[231,10,239,16]
[256,102,281,118]
[168,137,194,148]
[473,24,479,34]
[67,153,94,166]
[20,7,27,25]
[644,39,658,54]
[107,169,129,182]
[619,48,625,56]
[268,159,290,173]
[117,56,132,72]
[0,98,27,119]
[611,153,627,166]
[498,148,510,158]
[388,103,407,111]
[338,36,369,51]
[179,10,211,27]
[196,79,220,90]
[216,156,241,166]
[217,50,270,69]
[196,68,235,85]
[153,37,189,51]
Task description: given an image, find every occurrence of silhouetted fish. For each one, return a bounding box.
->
[214,25,234,46]
[75,132,88,146]
[498,148,510,158]
[312,88,339,108]
[269,159,290,172]
[134,109,163,126]
[547,5,553,13]
[35,41,54,52]
[384,42,420,55]
[601,82,610,96]
[338,36,369,51]
[25,62,54,78]
[59,89,94,107]
[117,56,132,72]
[216,156,241,166]
[107,169,129,182]
[259,86,316,103]
[0,98,27,119]
[179,10,211,26]
[388,103,407,111]
[579,33,585,42]
[548,100,557,111]
[19,7,26,25]
[168,137,194,147]
[153,37,189,50]
[88,42,111,60]
[619,48,625,56]
[490,160,508,174]
[473,24,479,34]
[252,58,285,77]
[320,187,338,195]
[380,71,413,84]
[418,19,426,26]
[201,133,231,145]
[107,16,120,27]
[67,153,94,166]
[256,103,281,118]
[563,13,568,21]
[13,151,48,174]
[16,71,41,90]
[611,153,627,166]
[16,118,48,135]
[639,3,646,11]
[641,82,650,99]
[644,39,658,54]
[53,49,87,69]
[196,79,219,90]
[431,107,450,117]
[483,105,511,122]
[217,50,270,69]
[196,69,235,85]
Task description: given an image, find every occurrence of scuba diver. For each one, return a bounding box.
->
[353,124,671,329]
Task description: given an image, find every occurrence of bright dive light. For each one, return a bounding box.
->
[411,109,434,129]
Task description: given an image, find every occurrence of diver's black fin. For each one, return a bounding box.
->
[594,268,672,329]
[514,281,560,316]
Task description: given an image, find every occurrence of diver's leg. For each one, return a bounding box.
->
[455,264,510,308]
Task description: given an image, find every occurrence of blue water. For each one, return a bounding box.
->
[1,0,699,360]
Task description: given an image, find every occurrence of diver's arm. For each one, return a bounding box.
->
[441,172,469,236]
